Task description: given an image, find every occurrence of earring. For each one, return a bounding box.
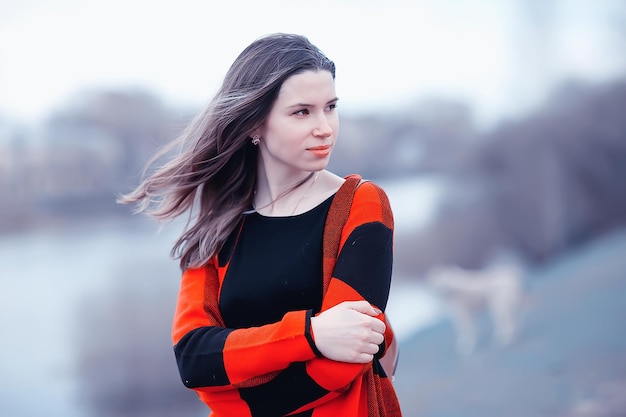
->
[251,135,260,145]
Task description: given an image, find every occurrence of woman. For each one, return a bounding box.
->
[120,33,402,416]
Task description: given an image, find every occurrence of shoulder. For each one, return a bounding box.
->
[354,179,391,208]
[318,170,345,193]
[347,177,394,229]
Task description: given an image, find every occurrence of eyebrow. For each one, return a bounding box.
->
[286,97,339,109]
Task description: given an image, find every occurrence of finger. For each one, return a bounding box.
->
[364,342,381,355]
[371,332,385,346]
[356,352,375,363]
[370,317,386,335]
[363,328,384,346]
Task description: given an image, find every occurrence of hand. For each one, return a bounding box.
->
[310,300,386,363]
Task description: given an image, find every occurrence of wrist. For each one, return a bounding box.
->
[305,310,323,357]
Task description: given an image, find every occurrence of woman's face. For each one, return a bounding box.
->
[257,69,339,178]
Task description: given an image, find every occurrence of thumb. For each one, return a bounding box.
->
[346,300,382,316]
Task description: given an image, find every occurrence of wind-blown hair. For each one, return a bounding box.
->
[119,33,336,269]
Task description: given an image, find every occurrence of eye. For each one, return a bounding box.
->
[326,103,338,112]
[294,108,310,116]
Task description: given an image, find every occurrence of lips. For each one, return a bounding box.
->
[307,145,332,157]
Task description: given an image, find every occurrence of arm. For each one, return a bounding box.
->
[172,259,319,390]
[305,181,395,391]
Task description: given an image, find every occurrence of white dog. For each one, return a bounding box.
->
[426,264,525,355]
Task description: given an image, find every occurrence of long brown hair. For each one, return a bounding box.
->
[118,33,336,268]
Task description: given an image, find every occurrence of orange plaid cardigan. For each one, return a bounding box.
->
[172,175,402,416]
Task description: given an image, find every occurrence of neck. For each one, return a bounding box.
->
[254,171,318,214]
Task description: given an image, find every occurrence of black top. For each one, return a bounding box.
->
[218,195,335,329]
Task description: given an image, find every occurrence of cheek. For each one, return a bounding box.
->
[268,125,300,146]
[263,129,300,157]
[331,117,340,136]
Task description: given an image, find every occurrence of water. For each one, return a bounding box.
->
[379,175,447,236]
[387,279,443,343]
[0,220,181,416]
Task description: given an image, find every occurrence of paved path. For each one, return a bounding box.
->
[392,229,626,417]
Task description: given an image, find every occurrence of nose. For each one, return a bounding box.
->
[313,114,333,138]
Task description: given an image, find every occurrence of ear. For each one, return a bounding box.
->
[252,121,267,138]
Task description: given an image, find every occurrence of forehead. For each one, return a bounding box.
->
[276,70,336,103]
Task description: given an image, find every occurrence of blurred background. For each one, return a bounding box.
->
[1,1,626,416]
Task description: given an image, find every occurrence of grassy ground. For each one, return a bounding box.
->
[392,229,626,417]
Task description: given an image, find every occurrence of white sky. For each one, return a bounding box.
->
[0,0,624,128]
